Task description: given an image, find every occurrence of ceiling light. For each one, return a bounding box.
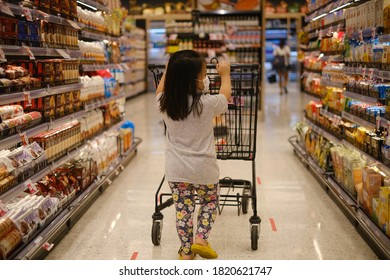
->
[311,13,327,22]
[329,2,351,13]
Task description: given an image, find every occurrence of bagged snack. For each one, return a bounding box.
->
[0,228,22,259]
[0,218,15,240]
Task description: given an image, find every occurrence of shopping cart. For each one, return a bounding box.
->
[148,60,262,250]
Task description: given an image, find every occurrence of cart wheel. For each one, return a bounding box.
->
[152,220,162,246]
[241,188,250,214]
[251,225,259,250]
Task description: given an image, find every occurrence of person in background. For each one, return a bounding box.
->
[156,50,231,260]
[273,39,291,95]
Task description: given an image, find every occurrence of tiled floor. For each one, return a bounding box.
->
[46,82,378,260]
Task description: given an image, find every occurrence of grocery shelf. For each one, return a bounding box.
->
[82,64,122,71]
[13,137,142,260]
[303,91,322,103]
[289,135,390,259]
[320,79,345,89]
[320,107,342,118]
[0,45,82,58]
[0,83,83,106]
[305,117,342,146]
[0,92,123,149]
[84,94,125,111]
[6,3,80,29]
[343,91,382,105]
[0,120,127,204]
[341,111,376,131]
[0,122,48,150]
[0,88,46,105]
[356,209,390,259]
[80,30,120,42]
[130,14,191,20]
[77,0,109,12]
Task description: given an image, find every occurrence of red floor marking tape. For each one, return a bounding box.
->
[257,177,261,185]
[130,252,138,260]
[269,218,277,232]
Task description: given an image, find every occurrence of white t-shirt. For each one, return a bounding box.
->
[273,45,291,66]
[157,93,228,185]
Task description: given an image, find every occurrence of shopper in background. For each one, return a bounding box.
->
[272,39,291,95]
[156,50,231,260]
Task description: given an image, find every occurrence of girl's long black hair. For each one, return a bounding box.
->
[159,50,205,121]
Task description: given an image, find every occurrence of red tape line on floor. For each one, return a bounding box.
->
[269,218,277,232]
[257,177,261,185]
[130,252,138,260]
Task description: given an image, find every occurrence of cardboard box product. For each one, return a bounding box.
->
[362,167,382,214]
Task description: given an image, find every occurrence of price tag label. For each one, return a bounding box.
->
[0,200,8,216]
[22,45,35,60]
[25,179,38,194]
[368,68,375,80]
[67,19,80,30]
[359,30,363,41]
[0,47,6,62]
[24,90,31,107]
[362,68,367,78]
[337,23,341,33]
[42,242,54,251]
[19,131,29,146]
[56,49,71,59]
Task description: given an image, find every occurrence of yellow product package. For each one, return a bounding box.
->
[377,187,390,233]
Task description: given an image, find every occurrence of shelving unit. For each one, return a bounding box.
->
[0,0,143,260]
[289,136,390,259]
[0,45,82,58]
[297,0,390,259]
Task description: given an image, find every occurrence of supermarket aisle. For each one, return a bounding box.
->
[46,83,378,260]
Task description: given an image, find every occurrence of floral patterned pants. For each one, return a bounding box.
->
[168,181,219,255]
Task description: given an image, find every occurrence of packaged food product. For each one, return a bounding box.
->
[0,105,24,121]
[377,187,390,233]
[0,218,15,240]
[0,228,22,259]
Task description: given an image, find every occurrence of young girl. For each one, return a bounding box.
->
[156,50,231,260]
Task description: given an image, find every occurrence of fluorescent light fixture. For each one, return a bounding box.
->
[311,13,327,22]
[77,0,98,11]
[329,2,351,13]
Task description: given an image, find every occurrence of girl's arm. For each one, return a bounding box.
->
[217,62,231,101]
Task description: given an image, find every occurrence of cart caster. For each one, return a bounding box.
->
[241,187,250,214]
[251,224,259,250]
[152,220,162,246]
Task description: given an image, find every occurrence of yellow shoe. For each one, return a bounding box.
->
[191,243,218,259]
[178,248,196,260]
